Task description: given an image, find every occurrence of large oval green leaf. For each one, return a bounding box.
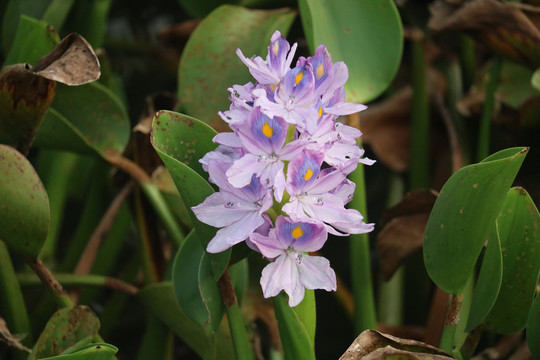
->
[0,144,50,257]
[151,110,230,278]
[423,147,528,294]
[298,0,403,103]
[29,306,100,360]
[35,82,130,157]
[177,5,296,127]
[485,187,540,333]
[172,229,209,327]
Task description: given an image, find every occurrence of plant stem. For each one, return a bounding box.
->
[439,293,463,355]
[477,57,502,162]
[460,35,476,92]
[218,268,254,360]
[347,112,377,333]
[410,31,430,189]
[0,241,33,353]
[25,256,74,308]
[349,161,377,332]
[17,273,138,295]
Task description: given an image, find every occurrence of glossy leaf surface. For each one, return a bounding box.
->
[35,82,129,157]
[151,110,230,278]
[424,147,528,293]
[0,145,50,257]
[299,0,403,103]
[485,187,540,333]
[177,5,296,128]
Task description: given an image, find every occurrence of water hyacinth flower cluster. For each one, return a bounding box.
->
[192,31,375,307]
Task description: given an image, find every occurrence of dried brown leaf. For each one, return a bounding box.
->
[429,0,540,67]
[32,33,100,86]
[339,329,452,360]
[377,189,438,280]
[0,317,31,353]
[359,87,412,172]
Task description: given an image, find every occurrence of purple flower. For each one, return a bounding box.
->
[249,216,336,307]
[191,160,273,253]
[283,151,374,235]
[254,58,319,133]
[236,31,297,86]
[225,107,304,201]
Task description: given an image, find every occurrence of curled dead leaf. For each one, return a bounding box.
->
[32,33,100,85]
[339,329,452,360]
[0,317,31,353]
[377,189,438,280]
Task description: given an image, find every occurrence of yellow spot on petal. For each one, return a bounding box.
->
[262,122,273,138]
[318,105,323,118]
[291,225,303,239]
[273,41,279,55]
[304,168,313,181]
[316,63,325,79]
[295,72,303,86]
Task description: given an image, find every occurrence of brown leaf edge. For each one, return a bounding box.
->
[339,329,454,360]
[32,33,100,86]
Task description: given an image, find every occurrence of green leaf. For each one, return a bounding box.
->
[199,253,226,332]
[177,5,296,126]
[138,282,236,359]
[423,147,528,294]
[38,343,118,360]
[29,306,100,360]
[298,0,403,103]
[151,110,230,278]
[485,187,540,333]
[273,294,315,360]
[527,294,540,359]
[2,4,52,56]
[172,230,209,327]
[465,223,503,331]
[3,14,59,66]
[0,145,50,257]
[35,82,130,157]
[292,289,316,345]
[531,66,540,92]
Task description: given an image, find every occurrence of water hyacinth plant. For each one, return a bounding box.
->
[192,31,375,306]
[1,1,539,360]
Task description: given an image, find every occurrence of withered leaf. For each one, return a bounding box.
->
[32,33,100,86]
[377,189,438,280]
[429,0,540,68]
[339,329,452,360]
[359,87,412,172]
[0,317,31,353]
